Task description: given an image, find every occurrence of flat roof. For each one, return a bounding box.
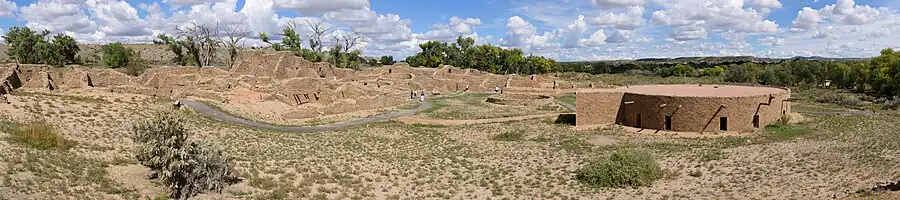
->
[614,84,786,97]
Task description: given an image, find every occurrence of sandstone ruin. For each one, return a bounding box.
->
[0,51,597,121]
[576,84,791,133]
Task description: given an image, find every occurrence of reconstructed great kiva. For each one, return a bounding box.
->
[576,84,791,132]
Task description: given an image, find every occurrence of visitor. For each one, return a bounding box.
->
[465,85,470,91]
[419,91,426,102]
[495,86,499,93]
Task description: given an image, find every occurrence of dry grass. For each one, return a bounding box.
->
[0,88,898,199]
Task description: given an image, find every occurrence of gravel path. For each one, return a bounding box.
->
[179,99,433,133]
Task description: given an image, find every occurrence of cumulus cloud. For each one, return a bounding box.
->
[590,0,644,9]
[414,17,481,42]
[20,1,97,35]
[668,25,708,41]
[651,0,778,35]
[164,0,230,6]
[749,0,782,9]
[563,15,587,48]
[501,16,537,47]
[581,29,607,46]
[86,0,151,37]
[323,8,412,42]
[757,36,784,46]
[792,0,889,30]
[588,6,643,30]
[0,0,16,17]
[605,29,633,43]
[274,0,369,16]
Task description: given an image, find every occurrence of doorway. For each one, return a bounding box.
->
[719,117,728,131]
[753,115,760,128]
[664,116,672,130]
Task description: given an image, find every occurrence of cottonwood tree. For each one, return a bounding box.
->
[220,23,251,69]
[328,30,364,69]
[156,22,220,68]
[306,19,331,54]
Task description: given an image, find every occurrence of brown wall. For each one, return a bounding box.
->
[576,91,624,126]
[577,88,791,132]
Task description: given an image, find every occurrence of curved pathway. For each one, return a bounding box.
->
[181,92,578,133]
[179,99,433,133]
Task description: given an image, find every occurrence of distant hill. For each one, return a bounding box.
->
[564,55,868,65]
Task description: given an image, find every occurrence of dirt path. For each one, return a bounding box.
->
[179,99,433,133]
[395,113,560,126]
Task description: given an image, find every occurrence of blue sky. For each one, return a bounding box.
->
[1,0,899,61]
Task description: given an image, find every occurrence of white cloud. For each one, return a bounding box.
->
[414,17,481,42]
[323,8,412,42]
[19,1,98,35]
[651,0,779,35]
[273,0,369,16]
[501,16,537,47]
[590,0,644,9]
[792,0,888,31]
[668,25,708,41]
[757,36,784,46]
[749,0,782,9]
[792,7,821,30]
[563,15,587,48]
[605,29,633,43]
[581,29,607,46]
[0,0,16,17]
[164,0,230,6]
[588,6,643,30]
[86,0,151,37]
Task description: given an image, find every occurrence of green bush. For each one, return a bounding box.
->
[2,120,75,150]
[492,131,523,141]
[131,111,238,199]
[575,149,663,188]
[101,42,135,68]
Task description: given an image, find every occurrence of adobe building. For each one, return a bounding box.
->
[576,84,791,133]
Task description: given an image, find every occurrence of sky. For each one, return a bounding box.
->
[0,0,898,61]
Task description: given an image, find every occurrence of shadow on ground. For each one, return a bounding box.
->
[555,114,576,125]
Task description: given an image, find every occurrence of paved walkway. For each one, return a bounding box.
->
[179,99,433,133]
[557,101,576,112]
[181,93,578,133]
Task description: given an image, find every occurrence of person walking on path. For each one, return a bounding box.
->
[419,91,426,102]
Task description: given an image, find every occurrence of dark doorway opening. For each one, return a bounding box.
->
[388,69,392,73]
[664,116,672,130]
[636,114,642,127]
[753,115,760,128]
[719,117,728,131]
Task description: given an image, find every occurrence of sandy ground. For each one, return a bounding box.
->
[0,89,898,199]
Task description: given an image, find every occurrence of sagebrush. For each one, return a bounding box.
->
[131,111,238,199]
[575,148,662,188]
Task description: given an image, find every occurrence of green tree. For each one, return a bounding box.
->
[2,26,49,64]
[154,34,189,66]
[35,34,79,67]
[699,66,726,76]
[101,42,135,68]
[379,55,395,65]
[725,63,762,83]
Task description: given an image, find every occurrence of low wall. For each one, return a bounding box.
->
[576,91,624,126]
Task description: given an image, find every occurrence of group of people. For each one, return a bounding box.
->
[410,90,426,101]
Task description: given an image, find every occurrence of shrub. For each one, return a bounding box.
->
[492,131,523,141]
[883,96,900,110]
[131,111,238,199]
[2,120,75,150]
[101,42,135,68]
[624,69,654,76]
[576,149,662,188]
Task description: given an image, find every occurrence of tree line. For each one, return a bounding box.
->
[403,36,558,75]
